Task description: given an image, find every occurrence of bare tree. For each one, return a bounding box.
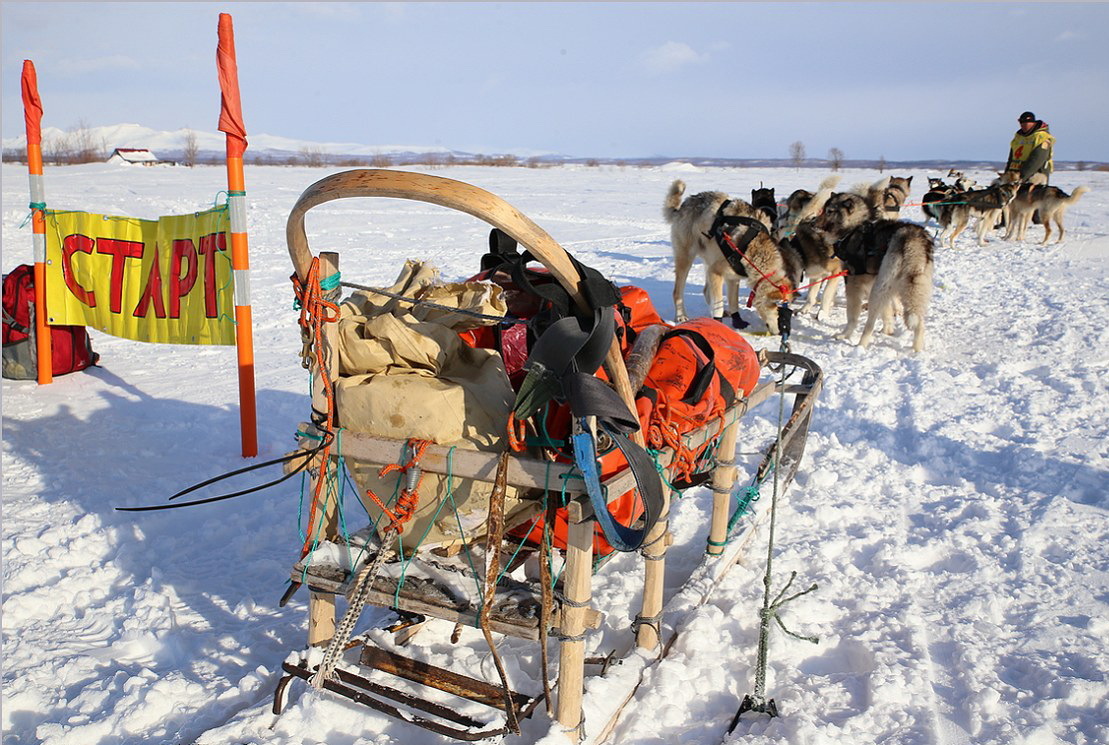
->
[789,141,806,170]
[183,129,199,167]
[878,155,887,174]
[828,147,844,172]
[71,119,105,163]
[45,131,75,165]
[299,146,325,167]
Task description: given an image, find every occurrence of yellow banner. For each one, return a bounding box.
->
[44,207,236,345]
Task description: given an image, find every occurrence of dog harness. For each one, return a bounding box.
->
[833,221,886,276]
[704,200,771,278]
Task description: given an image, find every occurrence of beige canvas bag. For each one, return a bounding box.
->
[334,260,540,551]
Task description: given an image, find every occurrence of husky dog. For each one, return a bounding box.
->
[750,186,781,236]
[781,174,840,236]
[941,181,1021,247]
[878,176,914,217]
[922,178,956,224]
[780,220,843,320]
[952,172,977,192]
[922,174,974,228]
[1005,184,1090,243]
[663,180,798,333]
[816,192,934,353]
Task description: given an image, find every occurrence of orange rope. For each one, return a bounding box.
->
[649,404,725,485]
[366,438,432,534]
[793,270,847,294]
[291,258,343,558]
[506,412,528,452]
[721,231,794,301]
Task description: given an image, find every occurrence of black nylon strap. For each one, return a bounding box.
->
[565,372,641,435]
[480,228,519,272]
[659,328,718,405]
[705,203,769,277]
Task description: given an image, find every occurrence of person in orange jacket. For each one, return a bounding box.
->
[1005,111,1055,184]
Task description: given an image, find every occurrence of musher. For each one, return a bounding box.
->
[1005,111,1055,185]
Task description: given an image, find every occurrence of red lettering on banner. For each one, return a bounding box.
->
[169,239,199,318]
[197,232,229,318]
[134,244,166,319]
[96,238,145,313]
[61,234,97,307]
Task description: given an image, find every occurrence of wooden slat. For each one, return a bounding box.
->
[299,422,581,493]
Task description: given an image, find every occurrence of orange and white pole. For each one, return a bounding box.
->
[21,60,52,384]
[216,14,258,458]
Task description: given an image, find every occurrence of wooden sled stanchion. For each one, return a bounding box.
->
[275,169,823,743]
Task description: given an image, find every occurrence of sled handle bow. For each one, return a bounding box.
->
[285,168,640,435]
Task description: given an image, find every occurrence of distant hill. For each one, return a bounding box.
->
[2,123,1104,171]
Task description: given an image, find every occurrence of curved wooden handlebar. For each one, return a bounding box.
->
[285,169,641,439]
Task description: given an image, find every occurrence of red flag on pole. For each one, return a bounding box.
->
[216,13,248,158]
[21,60,43,145]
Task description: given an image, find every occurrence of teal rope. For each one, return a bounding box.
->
[647,449,680,494]
[319,271,341,292]
[729,485,762,533]
[294,271,342,311]
[494,512,545,588]
[333,429,357,572]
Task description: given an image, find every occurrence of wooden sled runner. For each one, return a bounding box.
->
[274,169,823,742]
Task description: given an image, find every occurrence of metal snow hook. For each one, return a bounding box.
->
[729,342,818,731]
[730,572,819,727]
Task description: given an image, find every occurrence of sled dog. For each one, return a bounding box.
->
[664,180,798,333]
[922,178,957,224]
[750,185,781,236]
[780,220,843,320]
[781,174,840,236]
[922,174,974,228]
[877,176,913,217]
[816,192,934,353]
[941,181,1021,247]
[1005,184,1090,243]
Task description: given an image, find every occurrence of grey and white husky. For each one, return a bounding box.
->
[816,192,934,353]
[663,180,797,333]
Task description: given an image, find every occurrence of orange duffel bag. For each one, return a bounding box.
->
[512,316,762,556]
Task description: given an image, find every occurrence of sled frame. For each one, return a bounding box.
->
[279,169,822,741]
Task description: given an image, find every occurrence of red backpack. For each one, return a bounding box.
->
[2,264,98,380]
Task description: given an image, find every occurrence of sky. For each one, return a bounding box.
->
[2,2,1108,162]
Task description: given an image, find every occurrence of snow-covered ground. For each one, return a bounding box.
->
[3,161,1107,745]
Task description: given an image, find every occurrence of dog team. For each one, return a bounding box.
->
[924,169,1090,247]
[664,168,1088,354]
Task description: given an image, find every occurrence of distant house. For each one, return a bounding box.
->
[107,148,161,166]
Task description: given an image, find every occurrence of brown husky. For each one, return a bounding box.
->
[1005,184,1090,243]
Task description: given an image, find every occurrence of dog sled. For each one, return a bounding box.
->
[272,169,822,742]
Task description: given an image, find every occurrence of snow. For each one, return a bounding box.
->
[3,161,1108,745]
